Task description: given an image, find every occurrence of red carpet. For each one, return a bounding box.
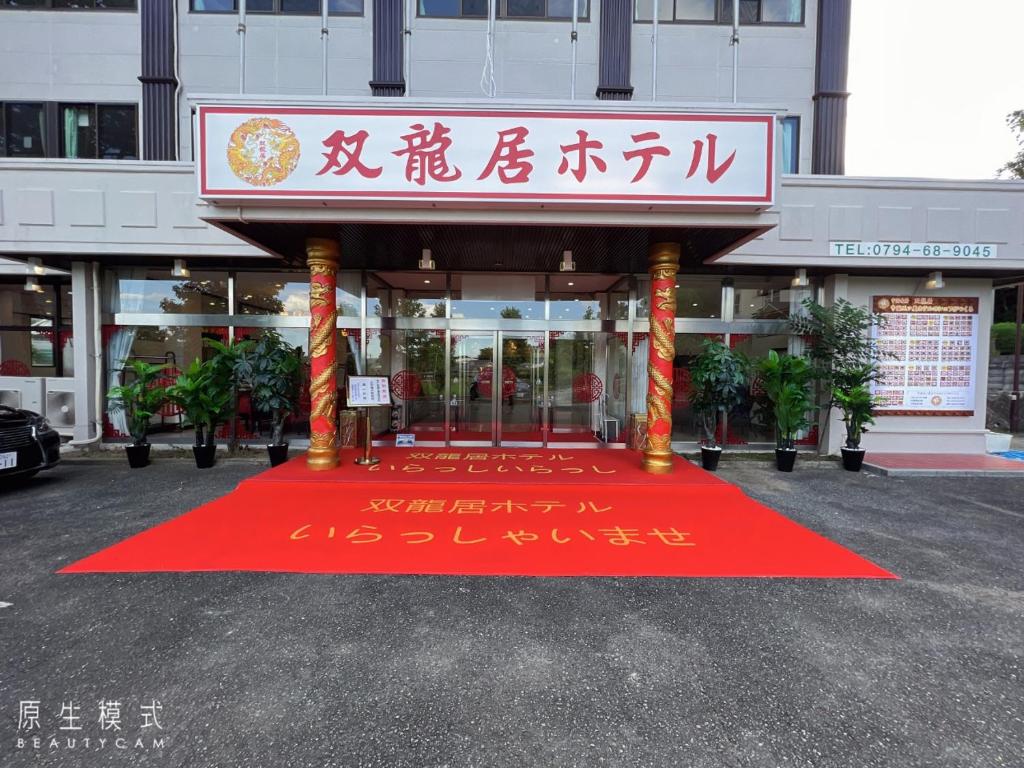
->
[61,449,895,579]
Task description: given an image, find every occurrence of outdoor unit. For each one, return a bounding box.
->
[0,377,45,413]
[44,378,77,436]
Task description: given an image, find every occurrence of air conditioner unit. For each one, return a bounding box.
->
[45,378,77,436]
[0,377,44,413]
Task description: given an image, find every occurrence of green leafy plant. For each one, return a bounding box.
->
[757,350,813,450]
[690,338,747,449]
[166,339,249,447]
[788,298,885,394]
[106,360,169,446]
[832,373,879,450]
[233,331,303,446]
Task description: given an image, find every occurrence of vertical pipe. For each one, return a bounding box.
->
[570,0,579,100]
[1011,283,1023,433]
[731,0,739,102]
[650,0,659,100]
[238,0,247,94]
[321,0,329,95]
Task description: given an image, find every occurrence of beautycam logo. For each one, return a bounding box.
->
[13,699,168,753]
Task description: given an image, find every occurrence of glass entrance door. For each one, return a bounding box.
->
[548,331,603,446]
[449,331,545,446]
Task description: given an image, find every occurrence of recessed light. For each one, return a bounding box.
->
[423,279,431,284]
[567,281,574,286]
[692,303,698,307]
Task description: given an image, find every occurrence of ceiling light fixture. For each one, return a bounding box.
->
[559,250,576,273]
[791,268,809,287]
[419,248,436,271]
[925,271,944,290]
[24,275,43,293]
[27,257,45,275]
[172,259,191,278]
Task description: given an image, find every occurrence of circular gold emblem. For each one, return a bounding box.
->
[930,395,943,406]
[226,118,300,187]
[876,297,891,311]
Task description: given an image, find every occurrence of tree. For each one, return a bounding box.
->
[788,298,885,395]
[998,110,1024,179]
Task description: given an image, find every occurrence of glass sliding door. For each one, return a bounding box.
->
[547,331,602,445]
[496,332,545,446]
[449,332,497,445]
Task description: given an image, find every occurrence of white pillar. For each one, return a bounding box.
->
[70,261,99,442]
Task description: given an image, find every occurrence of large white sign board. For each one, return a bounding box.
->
[197,105,775,208]
[347,376,392,407]
[870,296,979,416]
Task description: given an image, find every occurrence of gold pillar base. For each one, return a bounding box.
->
[641,450,674,475]
[306,446,339,471]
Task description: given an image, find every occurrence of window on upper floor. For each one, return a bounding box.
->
[1,103,45,158]
[1,0,135,9]
[59,104,138,160]
[190,0,363,13]
[418,0,588,20]
[781,115,799,173]
[635,0,802,24]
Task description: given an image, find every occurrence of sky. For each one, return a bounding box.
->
[845,0,1024,179]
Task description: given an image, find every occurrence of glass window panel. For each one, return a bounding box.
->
[781,115,799,174]
[97,0,138,7]
[550,293,600,321]
[719,0,758,23]
[547,0,587,18]
[450,274,544,320]
[390,290,447,318]
[674,0,714,20]
[2,0,47,6]
[328,0,362,12]
[4,103,45,158]
[97,105,137,159]
[247,0,273,11]
[60,285,74,322]
[726,332,789,445]
[635,0,673,21]
[0,330,40,376]
[366,275,386,317]
[0,283,58,323]
[281,0,318,12]
[61,329,74,377]
[733,276,800,320]
[54,0,97,7]
[337,272,361,318]
[419,0,460,15]
[761,0,801,22]
[112,270,229,315]
[60,105,96,159]
[461,0,486,14]
[504,0,545,17]
[192,0,236,10]
[675,277,722,319]
[30,317,55,367]
[669,333,723,443]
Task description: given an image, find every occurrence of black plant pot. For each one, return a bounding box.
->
[125,443,151,469]
[841,447,866,472]
[193,443,217,469]
[267,443,290,467]
[775,448,797,472]
[700,446,722,471]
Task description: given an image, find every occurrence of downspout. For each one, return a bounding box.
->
[172,0,181,159]
[569,0,579,100]
[321,0,329,95]
[480,0,496,97]
[650,0,659,100]
[68,262,103,448]
[731,0,739,102]
[238,0,247,94]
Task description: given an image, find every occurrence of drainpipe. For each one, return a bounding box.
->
[321,0,329,94]
[650,0,659,100]
[731,0,739,102]
[238,0,247,94]
[1012,282,1023,433]
[569,0,579,100]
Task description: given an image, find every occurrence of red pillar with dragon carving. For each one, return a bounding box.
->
[306,237,340,471]
[642,243,681,474]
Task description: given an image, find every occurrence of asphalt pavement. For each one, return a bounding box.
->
[1,455,1022,768]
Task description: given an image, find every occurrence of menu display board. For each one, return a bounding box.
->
[346,376,392,407]
[870,296,979,416]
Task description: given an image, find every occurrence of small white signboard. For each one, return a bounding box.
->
[347,376,392,407]
[395,434,416,448]
[829,242,997,259]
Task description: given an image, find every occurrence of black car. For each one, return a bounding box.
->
[0,405,60,481]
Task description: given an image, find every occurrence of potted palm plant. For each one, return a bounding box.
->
[233,330,302,466]
[689,338,747,471]
[167,339,247,469]
[757,350,813,472]
[832,373,877,472]
[106,360,169,469]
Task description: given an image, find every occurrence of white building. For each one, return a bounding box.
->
[1,0,1021,455]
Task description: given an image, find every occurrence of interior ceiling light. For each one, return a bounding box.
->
[791,268,809,287]
[172,259,191,278]
[925,271,944,290]
[559,250,576,273]
[419,248,436,271]
[24,275,43,293]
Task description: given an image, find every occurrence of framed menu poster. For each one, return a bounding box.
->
[870,296,979,416]
[346,376,392,407]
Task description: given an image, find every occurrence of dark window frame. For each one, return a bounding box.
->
[633,0,804,26]
[1,102,46,159]
[780,114,799,174]
[417,0,590,21]
[0,0,137,10]
[0,281,71,377]
[1,101,138,160]
[188,0,364,15]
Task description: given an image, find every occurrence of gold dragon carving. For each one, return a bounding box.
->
[309,310,337,359]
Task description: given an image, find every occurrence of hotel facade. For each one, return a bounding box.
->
[1,0,1022,459]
